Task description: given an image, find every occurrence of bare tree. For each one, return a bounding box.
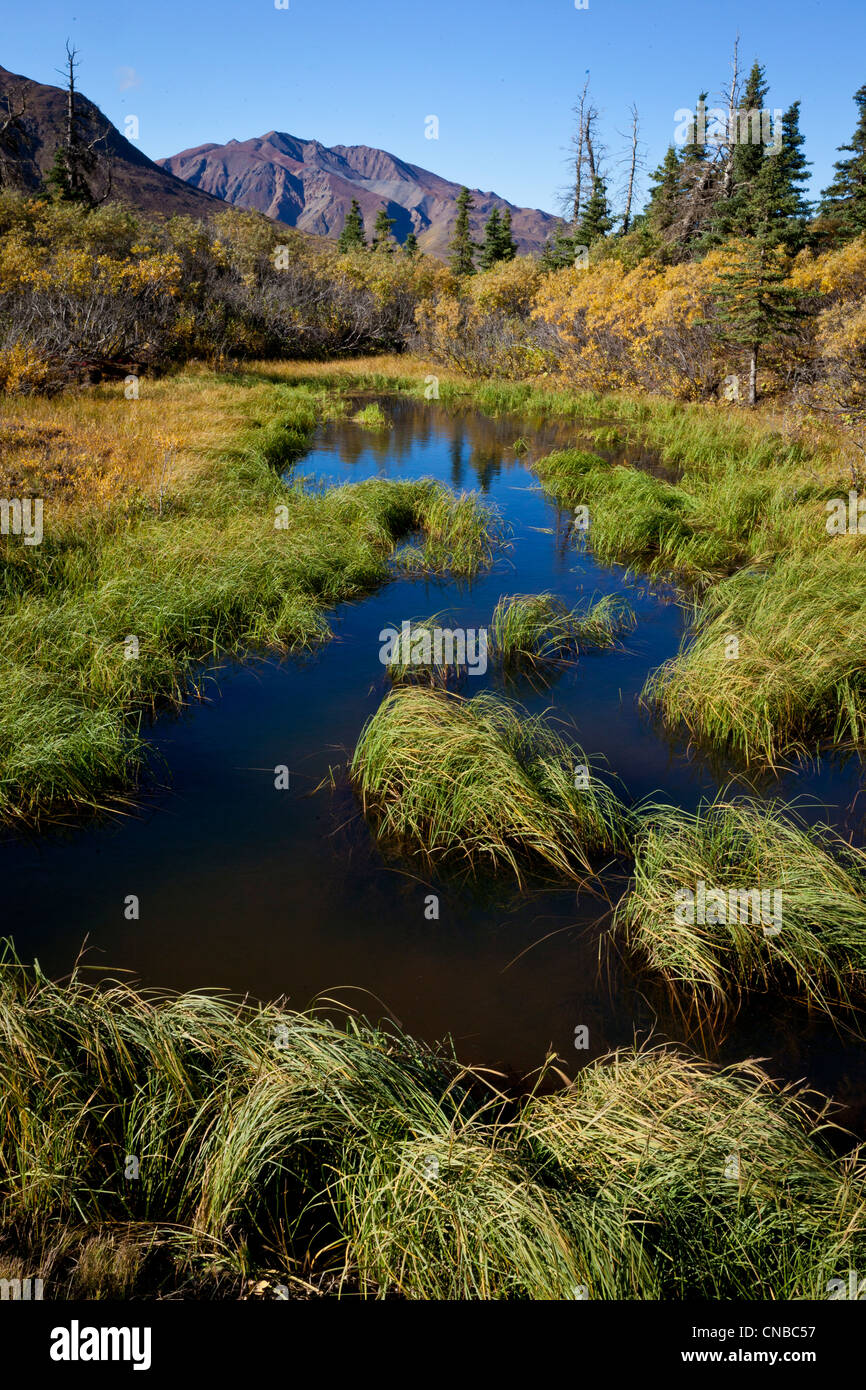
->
[47,43,113,205]
[570,77,590,224]
[619,105,642,233]
[721,35,741,201]
[0,85,28,187]
[567,78,604,227]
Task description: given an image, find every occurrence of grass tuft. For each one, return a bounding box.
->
[616,796,866,1023]
[351,686,630,883]
[490,592,635,668]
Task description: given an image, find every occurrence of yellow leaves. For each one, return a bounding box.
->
[0,235,184,299]
[0,243,43,291]
[529,249,739,398]
[467,257,543,316]
[0,346,50,394]
[335,247,453,307]
[790,235,866,298]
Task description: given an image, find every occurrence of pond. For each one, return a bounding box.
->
[4,395,866,1114]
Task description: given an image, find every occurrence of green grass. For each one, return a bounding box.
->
[520,1045,866,1300]
[616,796,866,1024]
[384,594,634,688]
[396,485,504,578]
[383,614,477,686]
[1,953,863,1299]
[489,592,635,668]
[424,375,823,476]
[350,686,630,884]
[0,387,500,825]
[352,402,391,430]
[643,546,866,765]
[531,433,864,764]
[534,450,746,580]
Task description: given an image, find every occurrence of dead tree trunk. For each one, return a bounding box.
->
[621,105,639,234]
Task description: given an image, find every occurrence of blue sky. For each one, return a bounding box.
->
[4,0,865,215]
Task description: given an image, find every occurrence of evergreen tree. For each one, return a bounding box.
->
[710,239,802,405]
[337,199,366,251]
[403,231,419,257]
[733,62,770,186]
[479,207,503,269]
[371,206,396,252]
[499,208,518,261]
[820,85,866,240]
[44,44,109,207]
[647,94,722,256]
[575,174,613,246]
[752,101,812,254]
[677,92,724,250]
[645,146,683,239]
[449,187,478,275]
[540,222,577,269]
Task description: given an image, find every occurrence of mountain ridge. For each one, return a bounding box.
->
[0,61,558,259]
[158,130,558,258]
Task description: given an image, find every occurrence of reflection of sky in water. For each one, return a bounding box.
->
[3,397,865,1118]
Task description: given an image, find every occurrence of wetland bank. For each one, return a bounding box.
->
[2,360,866,1299]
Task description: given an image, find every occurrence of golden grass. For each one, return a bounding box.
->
[0,370,270,511]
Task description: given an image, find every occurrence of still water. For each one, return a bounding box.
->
[4,396,865,1113]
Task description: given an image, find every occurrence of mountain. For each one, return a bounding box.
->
[0,64,226,220]
[158,131,558,258]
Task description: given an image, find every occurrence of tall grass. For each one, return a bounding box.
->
[489,592,635,668]
[351,687,630,884]
[643,547,866,765]
[352,402,391,430]
[616,796,866,1023]
[383,615,472,686]
[534,450,742,580]
[1,954,863,1299]
[397,484,504,578]
[520,1046,866,1300]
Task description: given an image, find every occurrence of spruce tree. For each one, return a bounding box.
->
[371,206,396,252]
[713,61,770,240]
[540,222,577,269]
[752,101,812,254]
[677,92,724,250]
[646,146,683,239]
[403,231,419,257]
[449,187,478,276]
[820,85,866,240]
[337,199,366,252]
[499,208,518,261]
[44,44,106,206]
[479,207,503,270]
[710,240,802,405]
[575,175,613,246]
